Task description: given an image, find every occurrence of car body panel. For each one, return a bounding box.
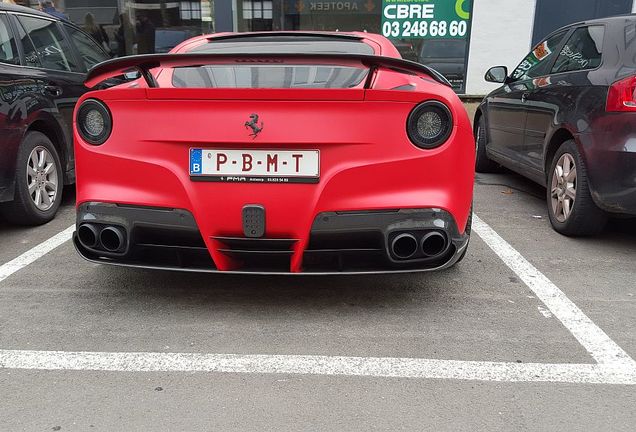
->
[482,84,529,165]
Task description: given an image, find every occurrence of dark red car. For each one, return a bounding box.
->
[72,32,474,274]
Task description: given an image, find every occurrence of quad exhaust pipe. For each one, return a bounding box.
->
[390,233,419,260]
[390,231,448,261]
[420,231,448,257]
[77,223,126,252]
[77,223,99,248]
[99,226,125,252]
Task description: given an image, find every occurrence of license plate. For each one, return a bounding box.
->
[189,149,320,183]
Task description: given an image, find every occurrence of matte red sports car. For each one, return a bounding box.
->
[73,32,474,274]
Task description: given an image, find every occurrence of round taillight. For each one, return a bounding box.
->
[407,101,453,149]
[77,99,112,145]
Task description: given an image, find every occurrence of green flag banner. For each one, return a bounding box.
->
[382,0,472,39]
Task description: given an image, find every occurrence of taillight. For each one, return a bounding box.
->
[77,99,112,145]
[606,75,636,112]
[406,101,453,149]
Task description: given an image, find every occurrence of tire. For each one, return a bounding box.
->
[546,140,606,236]
[475,116,499,173]
[1,131,63,226]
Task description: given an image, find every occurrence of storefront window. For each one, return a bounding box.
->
[18,0,472,93]
[380,0,473,92]
[21,0,215,57]
[236,0,382,33]
[180,1,202,20]
[235,0,473,93]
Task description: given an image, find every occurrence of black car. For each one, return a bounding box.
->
[0,3,109,225]
[475,15,636,236]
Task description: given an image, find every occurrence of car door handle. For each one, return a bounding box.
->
[521,92,530,103]
[44,85,63,97]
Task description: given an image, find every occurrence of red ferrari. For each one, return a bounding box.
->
[73,32,475,274]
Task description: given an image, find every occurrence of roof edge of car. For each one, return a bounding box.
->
[84,52,451,89]
[0,2,56,18]
[547,13,636,34]
[204,31,364,42]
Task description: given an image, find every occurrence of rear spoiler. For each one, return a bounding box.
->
[84,53,451,89]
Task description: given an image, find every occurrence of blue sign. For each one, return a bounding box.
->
[190,148,202,175]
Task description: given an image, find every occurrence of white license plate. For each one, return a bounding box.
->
[189,149,320,183]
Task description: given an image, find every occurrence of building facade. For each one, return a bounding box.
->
[13,0,636,95]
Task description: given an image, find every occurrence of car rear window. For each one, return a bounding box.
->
[187,35,374,55]
[173,35,372,88]
[172,64,368,88]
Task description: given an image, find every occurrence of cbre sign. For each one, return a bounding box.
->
[382,0,472,39]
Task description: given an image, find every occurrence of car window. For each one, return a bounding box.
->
[172,64,368,89]
[12,15,40,67]
[511,30,568,81]
[64,24,109,70]
[16,15,78,72]
[0,14,19,65]
[551,26,604,74]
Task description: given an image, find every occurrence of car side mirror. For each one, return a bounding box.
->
[485,66,508,84]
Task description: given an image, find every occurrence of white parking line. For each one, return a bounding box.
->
[0,225,75,284]
[0,216,635,385]
[472,215,636,368]
[0,349,635,384]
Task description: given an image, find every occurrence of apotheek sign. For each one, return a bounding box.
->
[290,0,377,13]
[382,0,472,39]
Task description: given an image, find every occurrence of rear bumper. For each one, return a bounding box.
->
[582,117,636,215]
[73,91,475,272]
[74,203,469,274]
[588,149,636,215]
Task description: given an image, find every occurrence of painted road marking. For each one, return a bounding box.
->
[0,350,635,385]
[473,215,636,368]
[0,225,74,284]
[0,216,635,385]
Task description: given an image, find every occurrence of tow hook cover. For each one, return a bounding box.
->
[243,204,265,238]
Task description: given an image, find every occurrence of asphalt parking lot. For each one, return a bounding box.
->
[1,170,635,431]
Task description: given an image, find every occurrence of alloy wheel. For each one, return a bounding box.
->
[26,146,58,211]
[550,153,577,223]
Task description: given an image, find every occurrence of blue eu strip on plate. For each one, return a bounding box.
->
[190,148,202,175]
